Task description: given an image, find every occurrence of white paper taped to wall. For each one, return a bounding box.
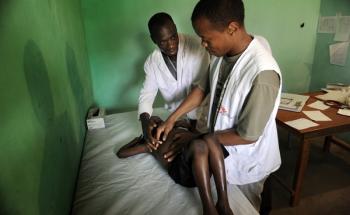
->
[334,16,350,42]
[318,16,336,33]
[329,42,349,66]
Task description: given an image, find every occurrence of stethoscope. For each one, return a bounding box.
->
[324,100,349,109]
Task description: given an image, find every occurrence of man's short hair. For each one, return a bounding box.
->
[191,0,245,30]
[148,12,174,36]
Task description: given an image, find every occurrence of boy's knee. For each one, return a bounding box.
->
[190,139,208,155]
[202,133,220,149]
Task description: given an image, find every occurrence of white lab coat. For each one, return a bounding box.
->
[208,37,282,185]
[138,34,210,119]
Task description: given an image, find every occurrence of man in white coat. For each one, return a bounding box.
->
[156,0,282,212]
[139,12,210,147]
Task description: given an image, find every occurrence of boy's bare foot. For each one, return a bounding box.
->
[203,207,218,215]
[216,201,234,215]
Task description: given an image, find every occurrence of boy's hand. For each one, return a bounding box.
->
[146,143,158,152]
[163,130,195,162]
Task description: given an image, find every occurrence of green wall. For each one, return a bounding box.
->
[0,0,93,214]
[81,0,200,112]
[310,0,350,90]
[82,0,321,111]
[245,0,321,93]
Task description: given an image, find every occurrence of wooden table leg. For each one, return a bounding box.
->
[291,137,310,206]
[329,136,350,152]
[323,135,332,152]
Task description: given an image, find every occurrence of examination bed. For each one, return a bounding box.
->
[72,108,258,215]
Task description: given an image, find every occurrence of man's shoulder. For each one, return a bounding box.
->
[180,33,201,47]
[145,48,162,66]
[179,34,208,63]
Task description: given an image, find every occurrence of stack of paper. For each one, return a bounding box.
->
[316,90,350,104]
[279,93,310,112]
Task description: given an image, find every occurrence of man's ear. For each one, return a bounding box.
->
[227,21,240,35]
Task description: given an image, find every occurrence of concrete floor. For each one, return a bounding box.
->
[269,130,350,215]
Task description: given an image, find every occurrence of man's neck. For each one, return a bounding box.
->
[168,54,177,62]
[226,32,252,57]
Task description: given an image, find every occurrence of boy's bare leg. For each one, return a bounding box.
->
[117,136,149,158]
[189,139,218,215]
[203,135,233,215]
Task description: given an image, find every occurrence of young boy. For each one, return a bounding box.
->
[117,116,233,215]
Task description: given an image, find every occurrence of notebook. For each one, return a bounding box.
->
[279,93,310,112]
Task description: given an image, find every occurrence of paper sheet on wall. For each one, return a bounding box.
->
[329,42,349,66]
[285,118,319,130]
[318,16,336,33]
[303,110,332,121]
[334,16,350,42]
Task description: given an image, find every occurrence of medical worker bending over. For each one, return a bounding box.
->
[138,12,210,147]
[156,0,282,211]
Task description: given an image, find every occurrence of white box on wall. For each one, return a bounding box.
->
[86,107,106,130]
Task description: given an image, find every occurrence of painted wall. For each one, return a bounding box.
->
[0,0,93,214]
[310,0,350,90]
[245,0,321,93]
[81,0,200,112]
[82,0,321,111]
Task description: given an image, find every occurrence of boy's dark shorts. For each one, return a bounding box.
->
[168,145,229,188]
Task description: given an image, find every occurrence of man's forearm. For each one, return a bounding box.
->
[140,112,150,137]
[214,129,255,146]
[167,86,205,122]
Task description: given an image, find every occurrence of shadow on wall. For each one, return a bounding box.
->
[110,32,163,114]
[121,33,150,105]
[0,0,8,15]
[23,40,76,215]
[47,0,53,10]
[0,189,19,215]
[66,43,86,141]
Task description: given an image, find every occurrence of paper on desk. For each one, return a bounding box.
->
[303,110,332,121]
[307,100,330,110]
[285,118,319,130]
[316,90,350,104]
[337,109,350,117]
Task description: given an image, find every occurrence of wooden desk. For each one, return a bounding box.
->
[275,92,350,206]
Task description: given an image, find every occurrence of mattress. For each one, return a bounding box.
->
[72,108,258,215]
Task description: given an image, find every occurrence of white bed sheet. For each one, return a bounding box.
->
[72,108,258,215]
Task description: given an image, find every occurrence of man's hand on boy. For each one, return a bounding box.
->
[148,116,164,149]
[163,130,195,162]
[140,113,163,149]
[156,117,176,142]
